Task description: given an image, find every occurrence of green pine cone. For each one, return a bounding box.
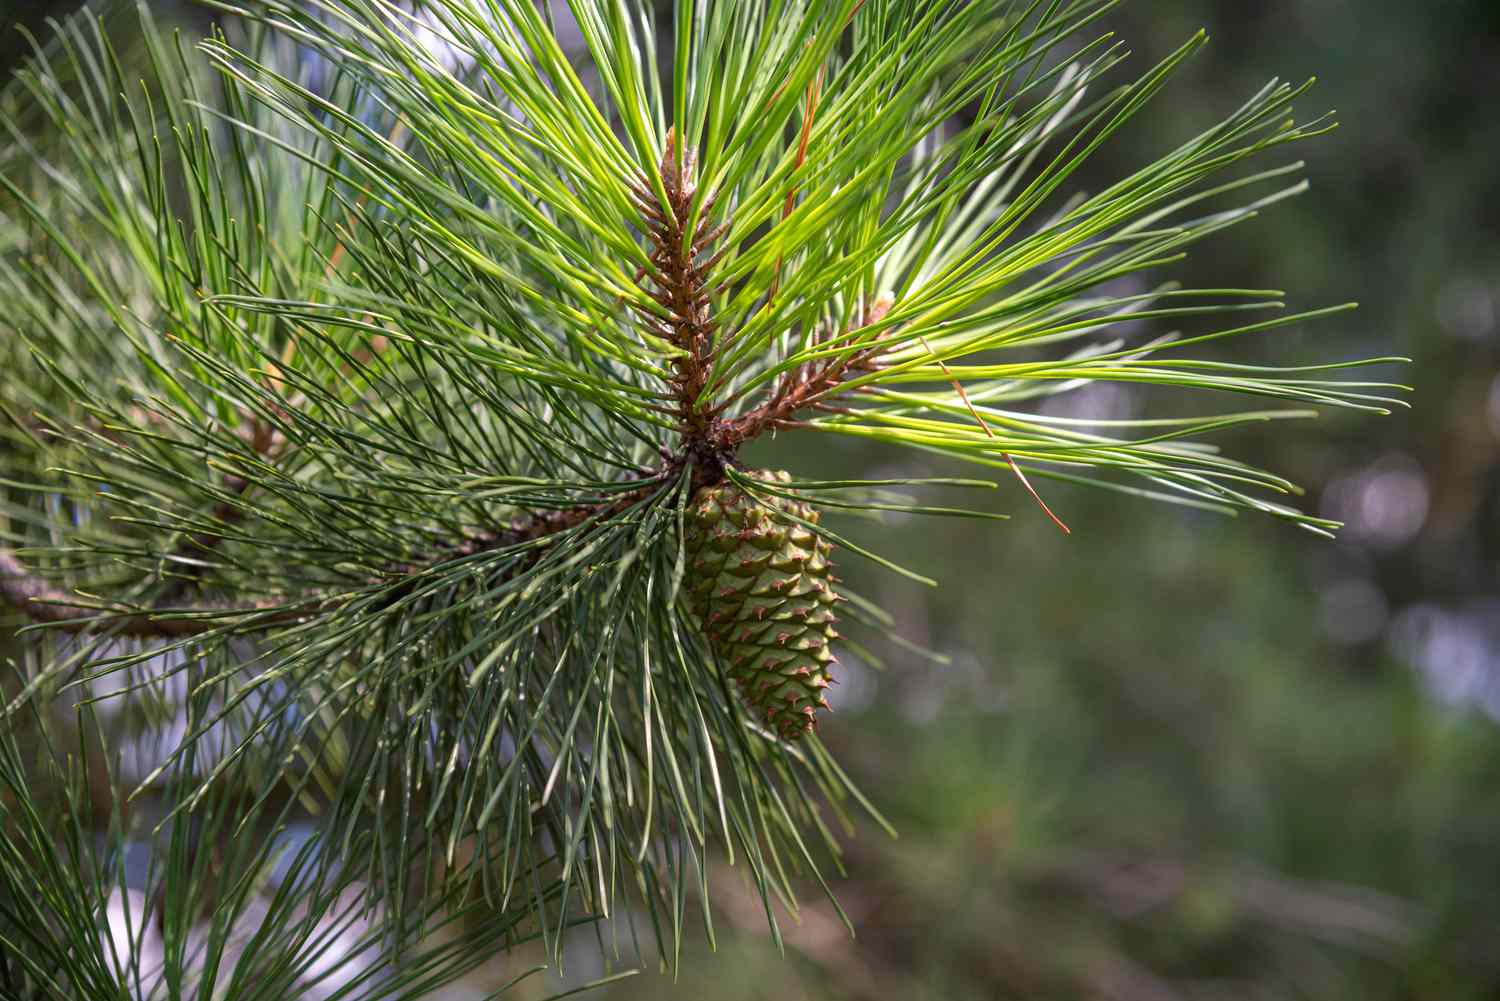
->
[685,470,838,740]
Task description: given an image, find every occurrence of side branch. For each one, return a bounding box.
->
[719,294,895,448]
[0,480,664,639]
[1,549,222,638]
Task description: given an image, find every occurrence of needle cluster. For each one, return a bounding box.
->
[0,1,1403,995]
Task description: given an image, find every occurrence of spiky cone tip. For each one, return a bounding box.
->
[685,470,839,740]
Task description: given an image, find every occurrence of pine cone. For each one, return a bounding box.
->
[685,470,838,740]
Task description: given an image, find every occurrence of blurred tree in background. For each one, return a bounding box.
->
[3,2,1498,999]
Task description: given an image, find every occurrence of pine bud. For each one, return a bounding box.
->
[685,471,838,740]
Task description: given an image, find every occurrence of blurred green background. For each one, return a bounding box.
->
[4,2,1499,998]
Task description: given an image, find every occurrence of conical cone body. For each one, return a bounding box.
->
[685,471,838,740]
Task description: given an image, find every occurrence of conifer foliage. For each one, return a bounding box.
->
[0,0,1401,996]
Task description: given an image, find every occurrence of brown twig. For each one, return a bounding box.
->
[718,293,893,449]
[3,391,665,641]
[0,476,664,639]
[0,548,271,638]
[634,128,737,482]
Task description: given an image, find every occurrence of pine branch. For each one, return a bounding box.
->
[0,1,1405,990]
[1,548,207,637]
[0,474,667,636]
